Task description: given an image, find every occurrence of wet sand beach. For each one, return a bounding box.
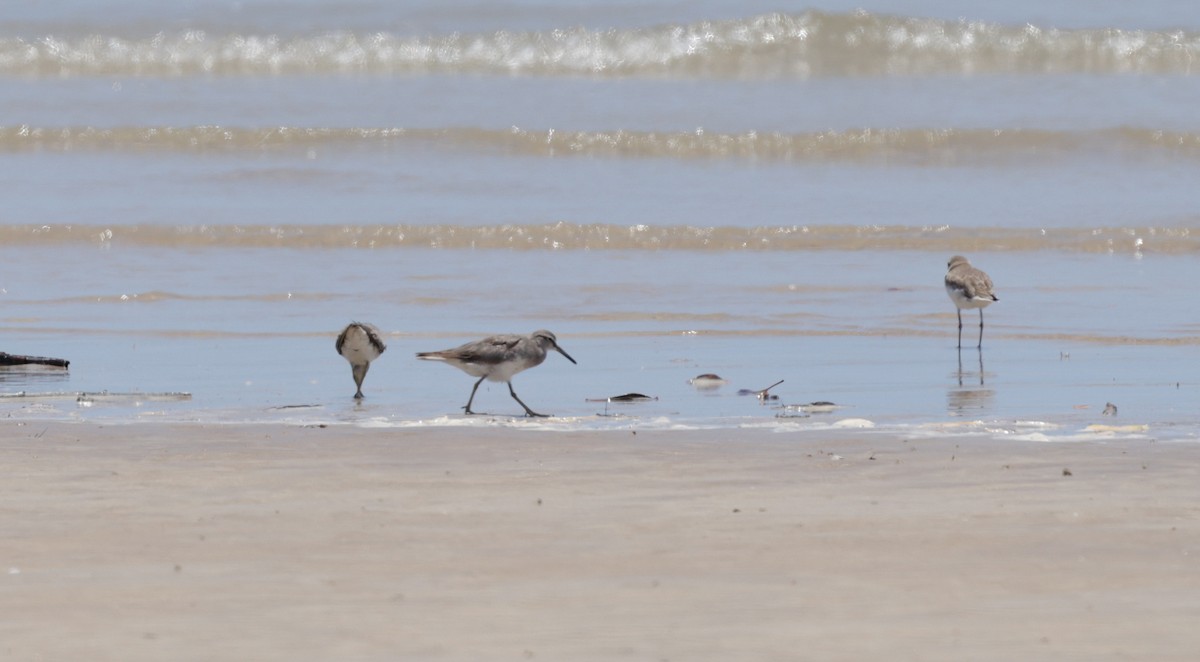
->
[3,422,1198,661]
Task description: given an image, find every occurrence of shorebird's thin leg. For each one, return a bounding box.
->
[352,363,368,399]
[956,309,964,349]
[463,375,486,414]
[507,382,547,418]
[977,310,985,349]
[977,346,985,385]
[956,347,964,387]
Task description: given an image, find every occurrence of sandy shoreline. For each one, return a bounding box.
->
[2,422,1197,661]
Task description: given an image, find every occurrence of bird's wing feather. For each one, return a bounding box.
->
[457,336,521,364]
[368,330,387,355]
[335,327,349,355]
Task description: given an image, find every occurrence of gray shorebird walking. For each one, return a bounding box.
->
[416,329,577,417]
[944,255,998,349]
[336,322,387,399]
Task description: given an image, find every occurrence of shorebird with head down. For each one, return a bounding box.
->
[416,329,576,417]
[944,255,998,349]
[336,322,387,399]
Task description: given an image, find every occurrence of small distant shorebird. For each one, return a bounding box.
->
[944,255,998,349]
[335,322,387,399]
[416,330,577,417]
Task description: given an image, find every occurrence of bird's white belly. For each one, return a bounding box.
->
[342,345,379,362]
[478,360,527,382]
[340,331,383,363]
[434,358,525,381]
[945,284,993,310]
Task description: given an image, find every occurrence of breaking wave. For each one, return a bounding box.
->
[2,11,1199,78]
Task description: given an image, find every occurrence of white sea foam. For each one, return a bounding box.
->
[3,12,1198,78]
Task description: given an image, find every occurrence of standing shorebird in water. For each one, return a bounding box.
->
[944,255,998,349]
[336,322,387,399]
[416,330,576,417]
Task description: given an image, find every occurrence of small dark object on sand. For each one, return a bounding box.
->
[689,374,728,389]
[586,393,657,403]
[0,352,69,369]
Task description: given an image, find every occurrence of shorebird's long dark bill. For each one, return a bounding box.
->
[554,343,577,364]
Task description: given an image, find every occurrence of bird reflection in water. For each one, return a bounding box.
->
[948,347,994,415]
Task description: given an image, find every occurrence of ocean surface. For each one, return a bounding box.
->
[2,0,1199,440]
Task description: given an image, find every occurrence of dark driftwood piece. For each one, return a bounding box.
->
[0,352,70,368]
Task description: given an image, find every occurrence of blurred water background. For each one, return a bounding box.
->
[2,0,1199,438]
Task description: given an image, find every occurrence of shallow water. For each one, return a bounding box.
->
[2,1,1199,440]
[1,247,1196,440]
